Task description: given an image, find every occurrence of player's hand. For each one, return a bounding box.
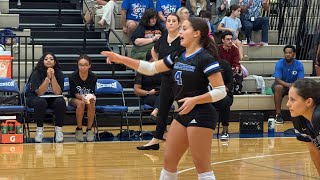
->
[178,97,197,115]
[101,51,125,64]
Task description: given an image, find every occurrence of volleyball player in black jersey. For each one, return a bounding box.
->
[287,78,320,175]
[102,17,225,180]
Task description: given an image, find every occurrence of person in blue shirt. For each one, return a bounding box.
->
[121,0,154,39]
[156,0,181,27]
[272,45,304,124]
[240,0,269,45]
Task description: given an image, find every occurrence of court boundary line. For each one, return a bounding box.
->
[178,151,308,174]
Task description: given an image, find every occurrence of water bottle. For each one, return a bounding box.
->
[261,85,266,95]
[8,123,14,132]
[1,122,8,134]
[16,122,23,134]
[268,117,275,136]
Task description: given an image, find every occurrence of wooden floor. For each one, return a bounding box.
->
[0,122,319,179]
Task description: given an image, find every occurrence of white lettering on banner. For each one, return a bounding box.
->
[64,82,69,87]
[96,82,117,89]
[10,136,16,142]
[0,81,14,87]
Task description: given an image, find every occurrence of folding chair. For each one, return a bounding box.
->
[95,79,129,140]
[23,83,59,143]
[137,96,176,138]
[0,78,26,141]
[63,77,98,141]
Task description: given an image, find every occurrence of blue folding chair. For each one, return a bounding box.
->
[0,78,26,140]
[23,83,59,142]
[137,96,176,138]
[95,79,129,140]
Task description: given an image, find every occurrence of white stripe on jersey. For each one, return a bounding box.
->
[165,55,174,66]
[204,62,220,74]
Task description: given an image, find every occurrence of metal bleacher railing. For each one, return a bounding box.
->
[269,0,320,60]
[0,35,36,90]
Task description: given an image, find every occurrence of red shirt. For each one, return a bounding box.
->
[218,44,241,69]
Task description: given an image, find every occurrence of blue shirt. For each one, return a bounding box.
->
[220,16,242,39]
[121,0,154,21]
[241,0,263,20]
[156,0,181,18]
[273,58,304,83]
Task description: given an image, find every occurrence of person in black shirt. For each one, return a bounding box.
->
[287,78,320,175]
[137,13,184,150]
[102,17,226,180]
[26,52,66,143]
[69,54,97,142]
[130,8,165,60]
[134,51,161,120]
[212,60,233,141]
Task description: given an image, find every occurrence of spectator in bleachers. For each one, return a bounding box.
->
[272,45,304,124]
[212,59,234,141]
[130,8,165,59]
[156,0,181,27]
[121,0,154,39]
[134,51,161,121]
[186,0,211,17]
[219,31,243,94]
[218,4,246,60]
[176,7,190,24]
[26,52,66,143]
[95,0,118,30]
[137,13,184,150]
[215,0,240,18]
[240,0,269,45]
[199,10,215,42]
[69,54,97,142]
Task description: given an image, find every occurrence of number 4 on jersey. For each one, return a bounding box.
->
[175,71,182,85]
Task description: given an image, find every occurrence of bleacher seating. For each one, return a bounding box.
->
[3,0,318,126]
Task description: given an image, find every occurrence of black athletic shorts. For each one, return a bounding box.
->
[175,103,218,130]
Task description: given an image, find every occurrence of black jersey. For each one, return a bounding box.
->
[163,48,221,103]
[69,70,97,98]
[292,105,320,150]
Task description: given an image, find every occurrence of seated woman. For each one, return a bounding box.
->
[26,52,66,143]
[69,54,97,142]
[95,0,118,30]
[130,8,165,60]
[134,51,161,120]
[218,4,245,60]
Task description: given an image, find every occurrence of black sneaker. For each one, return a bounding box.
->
[275,114,284,124]
[220,131,230,141]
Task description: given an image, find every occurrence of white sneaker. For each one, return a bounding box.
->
[35,127,44,143]
[55,126,64,143]
[220,132,230,141]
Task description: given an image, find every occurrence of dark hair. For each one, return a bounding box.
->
[188,17,220,60]
[34,52,61,72]
[167,13,180,23]
[77,54,92,65]
[292,78,320,105]
[139,8,160,27]
[283,45,296,53]
[145,51,152,61]
[226,4,241,16]
[221,31,233,40]
[199,10,211,20]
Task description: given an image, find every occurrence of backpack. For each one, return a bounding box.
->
[0,29,17,45]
